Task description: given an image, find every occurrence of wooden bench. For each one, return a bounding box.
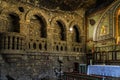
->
[63,72,114,80]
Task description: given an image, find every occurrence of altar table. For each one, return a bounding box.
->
[87,65,120,77]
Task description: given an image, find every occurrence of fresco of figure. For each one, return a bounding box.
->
[100,25,107,35]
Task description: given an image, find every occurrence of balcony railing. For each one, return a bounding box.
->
[0,32,25,54]
[93,45,120,64]
[95,45,120,52]
[0,32,83,54]
[71,42,82,52]
[63,72,113,80]
[53,41,67,52]
[26,38,47,52]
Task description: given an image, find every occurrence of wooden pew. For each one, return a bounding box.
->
[63,72,113,80]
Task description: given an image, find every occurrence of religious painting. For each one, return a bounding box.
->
[100,25,109,36]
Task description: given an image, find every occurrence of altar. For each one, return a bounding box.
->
[87,65,120,77]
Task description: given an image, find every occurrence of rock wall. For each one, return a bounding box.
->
[0,1,86,80]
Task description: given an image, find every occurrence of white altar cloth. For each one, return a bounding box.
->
[87,65,120,77]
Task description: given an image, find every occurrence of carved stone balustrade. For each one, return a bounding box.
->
[0,32,25,54]
[53,41,67,53]
[0,32,83,56]
[71,42,82,52]
[26,38,47,53]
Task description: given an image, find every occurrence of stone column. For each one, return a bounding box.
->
[14,37,17,50]
[10,36,13,49]
[1,36,4,49]
[47,26,54,52]
[21,38,24,50]
[42,43,45,51]
[20,20,29,51]
[67,29,73,52]
[18,37,20,50]
[5,36,8,50]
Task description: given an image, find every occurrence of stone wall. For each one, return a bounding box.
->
[0,0,86,80]
[0,54,85,80]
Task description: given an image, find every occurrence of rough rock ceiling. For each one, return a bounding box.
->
[39,0,96,11]
[37,0,114,11]
[87,0,114,14]
[6,0,114,11]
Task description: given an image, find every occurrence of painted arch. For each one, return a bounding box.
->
[93,0,120,41]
